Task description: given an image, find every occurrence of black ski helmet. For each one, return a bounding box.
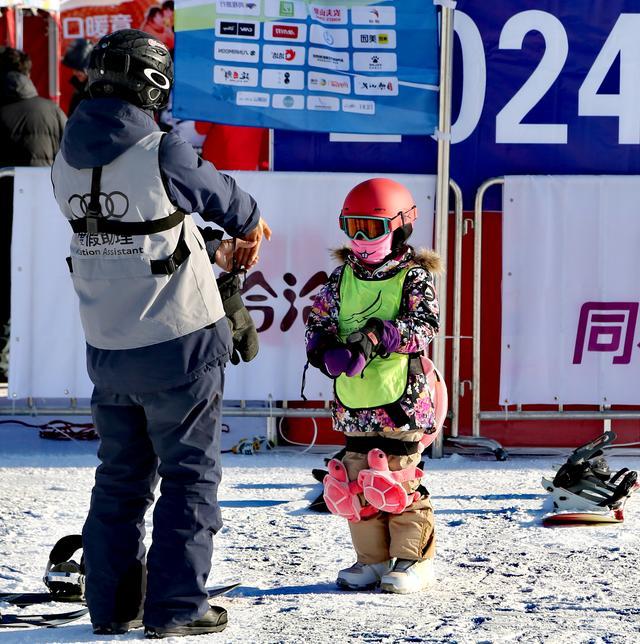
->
[62,38,94,72]
[87,29,173,110]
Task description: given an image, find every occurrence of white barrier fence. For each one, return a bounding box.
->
[8,168,436,401]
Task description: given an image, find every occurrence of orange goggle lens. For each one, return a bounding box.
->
[339,216,390,240]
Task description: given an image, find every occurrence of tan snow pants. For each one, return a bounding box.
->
[342,430,436,564]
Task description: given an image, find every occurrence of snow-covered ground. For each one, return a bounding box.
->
[1,421,640,643]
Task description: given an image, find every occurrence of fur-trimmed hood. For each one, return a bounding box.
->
[331,245,444,274]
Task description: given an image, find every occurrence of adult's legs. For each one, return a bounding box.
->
[142,366,225,628]
[82,389,158,625]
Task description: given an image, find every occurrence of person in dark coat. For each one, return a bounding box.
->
[0,47,67,166]
[62,38,94,117]
[51,30,270,638]
[0,47,66,381]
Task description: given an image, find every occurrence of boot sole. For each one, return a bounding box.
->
[336,579,380,591]
[145,619,228,638]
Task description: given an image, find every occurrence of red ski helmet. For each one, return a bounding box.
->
[339,178,417,241]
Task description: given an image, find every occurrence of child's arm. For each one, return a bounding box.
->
[393,267,440,354]
[304,266,343,371]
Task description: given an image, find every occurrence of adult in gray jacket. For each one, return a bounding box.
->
[51,30,270,638]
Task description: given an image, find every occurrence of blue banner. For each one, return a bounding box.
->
[450,0,640,206]
[173,0,439,135]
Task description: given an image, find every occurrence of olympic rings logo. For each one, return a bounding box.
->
[68,191,129,220]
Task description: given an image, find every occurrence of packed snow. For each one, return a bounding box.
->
[1,420,640,643]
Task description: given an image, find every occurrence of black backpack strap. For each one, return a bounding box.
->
[69,209,186,235]
[149,223,191,275]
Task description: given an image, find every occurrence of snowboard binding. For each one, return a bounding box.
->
[43,535,85,601]
[541,431,640,525]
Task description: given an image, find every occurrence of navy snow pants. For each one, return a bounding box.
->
[82,365,224,628]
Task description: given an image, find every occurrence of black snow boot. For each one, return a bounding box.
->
[144,605,228,639]
[92,617,143,635]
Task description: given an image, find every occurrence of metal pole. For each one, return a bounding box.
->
[449,179,463,437]
[472,178,504,437]
[47,12,59,103]
[431,4,455,458]
[15,8,23,51]
[480,410,640,421]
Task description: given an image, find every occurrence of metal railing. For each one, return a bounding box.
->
[472,177,640,437]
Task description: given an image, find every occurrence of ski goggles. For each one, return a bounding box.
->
[339,207,416,241]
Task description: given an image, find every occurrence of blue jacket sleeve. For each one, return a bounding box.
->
[159,132,260,237]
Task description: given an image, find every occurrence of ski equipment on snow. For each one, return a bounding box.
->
[0,607,88,629]
[0,583,241,608]
[43,535,85,601]
[541,431,639,525]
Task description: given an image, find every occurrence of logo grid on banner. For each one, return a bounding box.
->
[173,0,439,134]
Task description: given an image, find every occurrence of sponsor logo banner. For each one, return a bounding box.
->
[354,75,398,96]
[308,47,349,71]
[308,71,351,95]
[175,0,438,135]
[352,52,397,73]
[216,19,260,39]
[262,44,306,65]
[261,68,305,90]
[264,0,307,19]
[352,29,397,49]
[264,22,307,42]
[342,98,376,115]
[309,24,349,49]
[272,94,305,109]
[307,95,340,111]
[351,6,396,26]
[309,4,347,24]
[236,91,271,107]
[216,0,261,16]
[214,41,260,62]
[214,65,259,86]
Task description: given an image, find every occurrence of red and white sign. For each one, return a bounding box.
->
[501,175,640,405]
[264,21,307,42]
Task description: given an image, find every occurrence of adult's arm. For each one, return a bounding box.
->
[158,132,260,237]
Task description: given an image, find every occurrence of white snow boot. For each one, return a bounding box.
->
[380,558,435,594]
[336,560,392,590]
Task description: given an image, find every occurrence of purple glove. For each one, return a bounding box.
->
[323,347,367,377]
[377,319,401,354]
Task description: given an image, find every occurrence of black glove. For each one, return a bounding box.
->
[345,318,386,360]
[216,271,259,365]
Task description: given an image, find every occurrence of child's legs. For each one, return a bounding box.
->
[342,448,391,564]
[341,430,432,564]
[348,511,390,564]
[387,496,435,561]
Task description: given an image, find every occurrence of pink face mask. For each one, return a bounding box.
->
[350,233,393,264]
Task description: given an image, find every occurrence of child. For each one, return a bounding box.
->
[305,178,443,594]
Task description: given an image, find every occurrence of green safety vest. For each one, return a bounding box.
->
[336,265,410,409]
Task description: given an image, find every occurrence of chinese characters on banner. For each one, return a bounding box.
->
[172,0,439,135]
[59,0,175,110]
[61,0,174,47]
[500,175,640,406]
[8,170,435,401]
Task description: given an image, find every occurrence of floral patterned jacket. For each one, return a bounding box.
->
[305,246,442,434]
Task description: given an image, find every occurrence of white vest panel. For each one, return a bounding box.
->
[52,132,225,350]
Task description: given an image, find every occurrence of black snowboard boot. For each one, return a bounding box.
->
[92,617,143,635]
[144,605,228,639]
